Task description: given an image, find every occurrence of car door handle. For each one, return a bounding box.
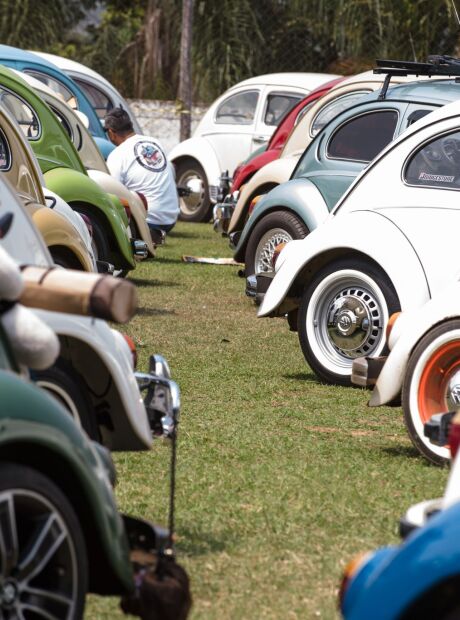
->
[253,135,267,143]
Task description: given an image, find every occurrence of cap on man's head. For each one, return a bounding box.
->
[104,107,134,134]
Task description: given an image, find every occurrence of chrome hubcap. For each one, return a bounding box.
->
[327,293,373,353]
[446,370,460,409]
[255,228,292,274]
[178,172,205,215]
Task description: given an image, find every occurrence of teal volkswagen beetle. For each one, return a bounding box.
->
[234,78,460,283]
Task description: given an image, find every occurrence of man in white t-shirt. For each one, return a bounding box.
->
[104,108,179,238]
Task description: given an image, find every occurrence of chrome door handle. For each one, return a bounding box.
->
[253,135,267,143]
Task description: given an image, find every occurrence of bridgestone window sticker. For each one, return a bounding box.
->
[419,172,455,183]
[134,140,167,172]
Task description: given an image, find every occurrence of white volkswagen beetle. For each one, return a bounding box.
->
[353,284,460,465]
[168,72,338,221]
[259,94,460,386]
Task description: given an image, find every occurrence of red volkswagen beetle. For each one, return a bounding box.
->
[214,76,344,233]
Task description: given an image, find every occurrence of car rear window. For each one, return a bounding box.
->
[327,110,398,163]
[264,93,302,126]
[0,88,41,141]
[215,90,259,125]
[405,130,460,189]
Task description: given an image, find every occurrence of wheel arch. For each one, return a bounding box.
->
[170,137,222,200]
[0,443,129,595]
[49,244,86,270]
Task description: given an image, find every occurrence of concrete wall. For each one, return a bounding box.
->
[128,99,207,155]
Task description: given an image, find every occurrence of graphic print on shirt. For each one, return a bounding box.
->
[134,141,167,172]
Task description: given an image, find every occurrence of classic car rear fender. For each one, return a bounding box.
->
[258,210,430,318]
[33,309,152,451]
[88,169,155,256]
[234,178,329,262]
[0,371,133,595]
[370,285,460,407]
[44,167,135,269]
[169,136,222,201]
[229,155,299,234]
[343,501,460,619]
[31,205,95,271]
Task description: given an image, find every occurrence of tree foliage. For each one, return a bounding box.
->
[0,0,458,102]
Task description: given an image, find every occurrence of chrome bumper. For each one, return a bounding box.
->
[213,202,235,234]
[351,355,388,387]
[246,272,275,304]
[132,239,149,259]
[135,355,180,438]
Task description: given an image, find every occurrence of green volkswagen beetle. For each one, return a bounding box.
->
[0,64,136,273]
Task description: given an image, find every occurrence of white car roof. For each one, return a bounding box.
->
[31,51,115,91]
[227,72,340,91]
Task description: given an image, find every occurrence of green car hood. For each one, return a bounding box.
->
[0,370,133,593]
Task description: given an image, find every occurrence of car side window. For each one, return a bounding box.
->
[264,93,301,126]
[74,79,113,120]
[311,91,372,137]
[0,129,11,170]
[49,104,73,140]
[23,70,78,109]
[215,90,259,125]
[0,88,41,140]
[327,110,398,163]
[405,130,460,189]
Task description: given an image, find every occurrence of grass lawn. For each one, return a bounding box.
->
[86,221,448,619]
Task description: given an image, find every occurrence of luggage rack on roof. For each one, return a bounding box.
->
[374,56,460,100]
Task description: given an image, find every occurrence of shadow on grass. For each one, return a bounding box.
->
[382,444,434,464]
[177,527,235,556]
[153,256,187,265]
[168,229,204,239]
[283,371,321,383]
[129,277,181,288]
[137,307,176,317]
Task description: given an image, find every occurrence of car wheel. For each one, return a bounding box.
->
[32,359,100,441]
[298,257,400,385]
[244,210,309,277]
[72,209,110,264]
[0,462,88,619]
[176,159,211,222]
[401,321,460,465]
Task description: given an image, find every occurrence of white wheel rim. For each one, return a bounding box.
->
[178,171,206,215]
[407,330,460,461]
[254,228,293,275]
[305,269,390,377]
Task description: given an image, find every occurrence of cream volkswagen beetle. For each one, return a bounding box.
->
[259,84,460,386]
[168,72,337,221]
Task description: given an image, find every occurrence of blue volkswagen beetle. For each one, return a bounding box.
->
[0,45,114,158]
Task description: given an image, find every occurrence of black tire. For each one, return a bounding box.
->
[298,257,400,386]
[32,358,100,441]
[244,210,309,277]
[402,320,460,466]
[0,462,88,619]
[176,159,211,222]
[72,209,110,264]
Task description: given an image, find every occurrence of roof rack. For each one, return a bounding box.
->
[374,56,460,99]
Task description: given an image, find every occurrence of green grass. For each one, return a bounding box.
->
[86,222,448,619]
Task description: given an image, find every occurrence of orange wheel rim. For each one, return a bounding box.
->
[418,340,460,424]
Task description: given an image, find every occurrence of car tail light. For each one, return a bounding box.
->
[448,411,460,459]
[248,195,262,216]
[120,198,131,222]
[136,192,149,212]
[271,242,287,270]
[386,311,401,341]
[79,213,93,238]
[232,163,243,182]
[338,552,369,612]
[122,334,137,369]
